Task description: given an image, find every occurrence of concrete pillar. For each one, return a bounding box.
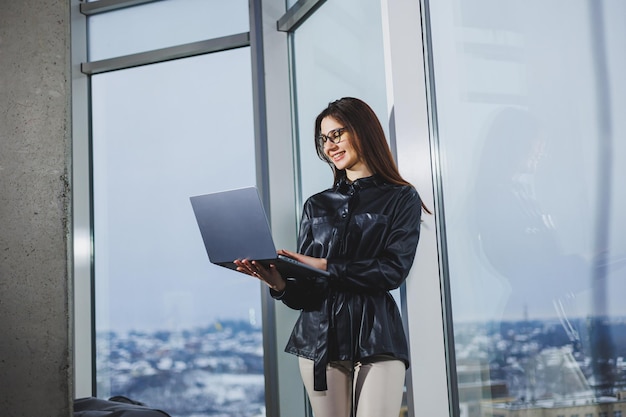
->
[0,0,73,416]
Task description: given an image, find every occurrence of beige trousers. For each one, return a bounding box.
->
[298,356,406,417]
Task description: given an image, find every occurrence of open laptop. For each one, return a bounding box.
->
[190,187,330,279]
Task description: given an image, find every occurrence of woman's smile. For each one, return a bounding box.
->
[331,150,346,161]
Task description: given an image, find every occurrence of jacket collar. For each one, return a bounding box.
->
[334,173,385,194]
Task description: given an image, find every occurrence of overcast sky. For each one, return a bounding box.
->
[91,49,264,333]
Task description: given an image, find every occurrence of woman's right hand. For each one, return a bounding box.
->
[234,259,286,292]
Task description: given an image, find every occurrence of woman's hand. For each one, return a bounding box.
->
[278,249,328,271]
[234,259,286,292]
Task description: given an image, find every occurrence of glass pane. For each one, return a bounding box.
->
[291,0,390,200]
[428,1,626,416]
[88,0,249,61]
[92,49,266,417]
[290,0,409,414]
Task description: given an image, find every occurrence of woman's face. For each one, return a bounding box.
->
[320,116,370,180]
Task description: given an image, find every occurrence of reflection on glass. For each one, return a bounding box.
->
[427,1,626,416]
[92,50,265,417]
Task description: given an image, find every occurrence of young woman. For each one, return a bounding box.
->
[235,97,425,417]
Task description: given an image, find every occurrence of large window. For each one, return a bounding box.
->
[74,1,626,417]
[86,2,266,416]
[426,1,626,416]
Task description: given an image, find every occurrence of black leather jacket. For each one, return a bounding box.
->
[271,174,422,391]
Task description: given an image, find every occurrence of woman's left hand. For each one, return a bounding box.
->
[277,249,328,271]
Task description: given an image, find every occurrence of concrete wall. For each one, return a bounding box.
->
[0,1,73,416]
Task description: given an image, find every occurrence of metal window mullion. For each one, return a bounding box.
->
[383,0,452,415]
[276,0,326,32]
[80,0,165,16]
[81,32,251,75]
[249,0,280,413]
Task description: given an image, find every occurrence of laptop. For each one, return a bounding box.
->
[190,187,330,279]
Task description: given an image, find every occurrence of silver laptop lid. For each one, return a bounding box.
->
[190,187,277,265]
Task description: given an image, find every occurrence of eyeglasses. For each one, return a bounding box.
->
[317,127,348,146]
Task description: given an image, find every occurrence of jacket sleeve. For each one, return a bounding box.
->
[326,187,422,292]
[269,199,328,310]
[269,276,327,311]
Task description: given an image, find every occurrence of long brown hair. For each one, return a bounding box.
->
[314,97,431,213]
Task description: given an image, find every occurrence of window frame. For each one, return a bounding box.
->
[72,0,452,416]
[71,2,279,415]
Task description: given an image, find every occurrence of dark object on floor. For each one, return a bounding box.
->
[107,396,147,406]
[74,396,172,416]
